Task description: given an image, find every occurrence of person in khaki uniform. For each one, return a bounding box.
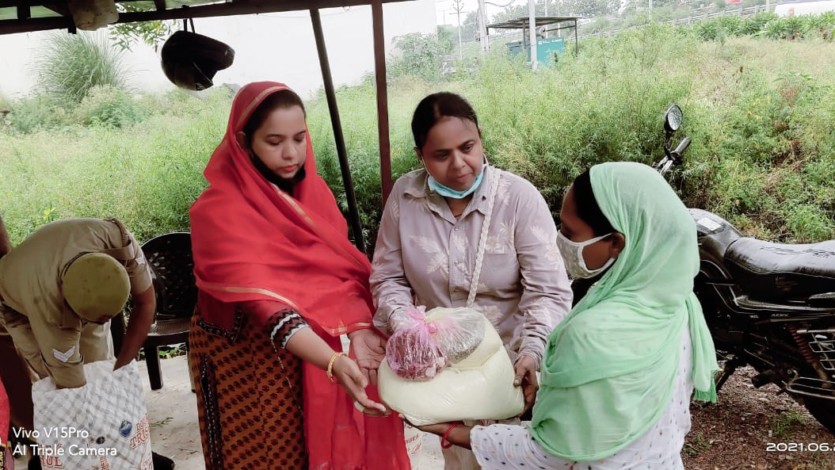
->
[0,218,155,388]
[0,216,174,469]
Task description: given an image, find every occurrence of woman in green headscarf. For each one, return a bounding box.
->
[417,162,719,469]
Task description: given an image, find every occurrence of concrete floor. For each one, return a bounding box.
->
[13,356,445,469]
[140,356,444,469]
[139,356,205,469]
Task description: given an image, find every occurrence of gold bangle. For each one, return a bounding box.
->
[326,351,347,384]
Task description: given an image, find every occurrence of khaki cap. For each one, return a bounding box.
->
[62,253,130,322]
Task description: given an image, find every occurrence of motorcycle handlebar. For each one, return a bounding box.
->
[673,137,691,158]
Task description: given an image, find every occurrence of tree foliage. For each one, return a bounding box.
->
[388,31,455,82]
[108,3,174,51]
[462,11,479,42]
[491,0,618,23]
[557,0,620,17]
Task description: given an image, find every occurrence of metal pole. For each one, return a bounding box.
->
[371,0,393,207]
[528,0,537,69]
[457,7,463,60]
[574,19,578,56]
[310,9,366,254]
[478,0,489,54]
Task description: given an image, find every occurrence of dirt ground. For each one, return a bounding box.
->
[683,366,835,469]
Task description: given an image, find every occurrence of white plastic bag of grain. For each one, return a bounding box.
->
[378,307,524,426]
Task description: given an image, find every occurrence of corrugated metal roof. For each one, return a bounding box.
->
[487,15,581,30]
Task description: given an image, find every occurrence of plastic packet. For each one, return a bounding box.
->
[385,306,486,380]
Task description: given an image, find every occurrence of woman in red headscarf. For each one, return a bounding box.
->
[189,82,410,469]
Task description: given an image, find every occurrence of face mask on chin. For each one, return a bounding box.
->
[556,230,615,279]
[425,161,487,200]
[249,152,306,193]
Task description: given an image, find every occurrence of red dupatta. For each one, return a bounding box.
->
[0,376,8,443]
[190,81,409,469]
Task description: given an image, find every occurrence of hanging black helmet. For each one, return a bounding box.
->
[161,31,235,91]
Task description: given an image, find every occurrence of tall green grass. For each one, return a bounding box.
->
[1,23,833,249]
[0,89,230,243]
[305,25,835,245]
[37,32,128,103]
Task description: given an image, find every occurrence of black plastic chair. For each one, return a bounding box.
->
[140,232,197,390]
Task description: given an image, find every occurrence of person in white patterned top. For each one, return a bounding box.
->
[370,92,573,469]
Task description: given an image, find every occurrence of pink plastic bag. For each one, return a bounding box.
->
[386,308,446,380]
[385,307,485,381]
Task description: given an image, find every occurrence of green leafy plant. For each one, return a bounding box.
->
[109,2,175,51]
[772,410,808,437]
[684,432,712,457]
[741,12,778,35]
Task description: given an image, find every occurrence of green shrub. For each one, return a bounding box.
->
[696,19,721,41]
[806,12,835,39]
[699,15,757,41]
[6,95,73,134]
[75,85,144,128]
[136,86,236,119]
[716,15,745,37]
[695,12,834,41]
[783,16,811,39]
[741,12,777,35]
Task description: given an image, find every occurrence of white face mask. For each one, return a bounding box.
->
[556,231,615,280]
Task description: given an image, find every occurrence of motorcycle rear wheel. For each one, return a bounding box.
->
[801,396,835,435]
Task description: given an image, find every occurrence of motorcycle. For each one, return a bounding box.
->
[655,104,835,433]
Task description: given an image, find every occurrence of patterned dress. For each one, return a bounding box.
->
[189,291,308,469]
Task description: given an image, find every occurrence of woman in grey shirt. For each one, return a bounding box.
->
[370,92,573,469]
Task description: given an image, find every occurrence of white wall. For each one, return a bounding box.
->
[0,0,436,100]
[774,0,835,16]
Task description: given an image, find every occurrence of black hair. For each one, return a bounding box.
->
[410,92,480,151]
[572,169,615,237]
[242,89,306,147]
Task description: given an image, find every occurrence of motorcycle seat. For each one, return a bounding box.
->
[725,238,835,301]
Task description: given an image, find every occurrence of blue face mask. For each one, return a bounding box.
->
[427,163,487,199]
